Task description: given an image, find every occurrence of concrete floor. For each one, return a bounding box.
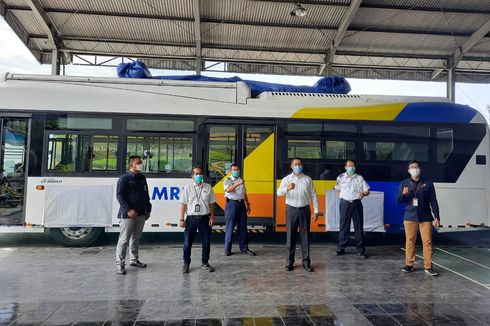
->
[0,234,489,326]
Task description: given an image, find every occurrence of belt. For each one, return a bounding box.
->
[341,198,361,204]
[286,204,309,210]
[187,214,210,219]
[226,198,245,203]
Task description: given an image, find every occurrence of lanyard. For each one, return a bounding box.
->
[411,180,422,197]
[194,184,204,203]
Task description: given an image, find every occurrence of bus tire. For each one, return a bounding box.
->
[50,227,104,247]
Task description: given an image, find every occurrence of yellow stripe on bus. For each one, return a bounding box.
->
[292,103,407,121]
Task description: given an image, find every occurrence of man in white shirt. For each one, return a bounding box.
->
[179,166,216,273]
[335,159,370,258]
[223,163,256,256]
[277,158,320,272]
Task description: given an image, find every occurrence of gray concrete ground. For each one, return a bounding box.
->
[0,233,489,326]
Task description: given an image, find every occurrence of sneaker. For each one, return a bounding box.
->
[182,264,189,274]
[117,265,126,275]
[129,260,147,268]
[425,268,439,276]
[242,249,256,256]
[201,263,215,272]
[401,265,414,273]
[302,264,313,272]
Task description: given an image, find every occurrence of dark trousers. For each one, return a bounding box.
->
[286,205,311,266]
[338,199,365,253]
[183,215,211,265]
[224,200,249,253]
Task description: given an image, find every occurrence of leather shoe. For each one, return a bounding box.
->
[225,251,232,256]
[359,252,369,259]
[129,260,147,268]
[242,249,256,256]
[182,264,189,274]
[285,264,293,271]
[303,264,313,272]
[336,250,345,256]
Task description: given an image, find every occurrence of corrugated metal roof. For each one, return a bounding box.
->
[1,0,489,82]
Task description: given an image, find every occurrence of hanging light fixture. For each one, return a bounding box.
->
[290,3,307,17]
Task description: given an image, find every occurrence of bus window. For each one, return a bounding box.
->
[363,125,430,138]
[363,141,429,161]
[436,128,453,163]
[46,114,112,130]
[325,140,356,160]
[47,134,118,172]
[92,136,118,171]
[287,139,321,159]
[208,126,236,178]
[126,136,193,173]
[287,122,322,133]
[245,127,273,156]
[127,118,193,132]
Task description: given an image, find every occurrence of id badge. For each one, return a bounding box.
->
[413,198,418,207]
[194,204,201,213]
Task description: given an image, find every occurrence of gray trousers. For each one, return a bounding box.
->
[286,205,311,265]
[116,215,146,266]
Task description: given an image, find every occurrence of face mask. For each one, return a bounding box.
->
[135,164,144,171]
[346,167,355,174]
[194,175,203,183]
[408,168,420,178]
[231,171,240,178]
[293,166,303,174]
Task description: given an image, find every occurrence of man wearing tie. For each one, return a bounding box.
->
[277,158,320,272]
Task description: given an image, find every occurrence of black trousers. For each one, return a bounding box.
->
[286,205,311,266]
[183,215,211,265]
[338,199,365,253]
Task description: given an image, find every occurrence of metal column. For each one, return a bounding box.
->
[51,49,60,75]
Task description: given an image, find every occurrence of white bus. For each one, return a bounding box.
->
[0,73,488,246]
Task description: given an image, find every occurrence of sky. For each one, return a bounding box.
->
[0,18,489,124]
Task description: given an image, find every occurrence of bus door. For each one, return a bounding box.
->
[205,124,275,227]
[0,117,29,225]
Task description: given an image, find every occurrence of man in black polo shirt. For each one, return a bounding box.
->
[398,160,440,276]
[115,155,152,275]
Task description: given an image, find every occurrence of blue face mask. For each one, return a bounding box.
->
[231,171,240,178]
[293,166,303,174]
[194,175,203,183]
[346,167,356,174]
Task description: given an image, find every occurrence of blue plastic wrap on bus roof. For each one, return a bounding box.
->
[117,61,351,97]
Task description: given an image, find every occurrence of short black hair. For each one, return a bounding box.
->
[192,165,203,174]
[291,157,303,165]
[231,162,240,169]
[344,159,356,166]
[128,155,141,166]
[407,160,421,168]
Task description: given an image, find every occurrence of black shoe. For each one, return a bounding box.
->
[182,264,189,274]
[285,264,293,271]
[225,251,232,256]
[358,252,369,259]
[242,249,256,256]
[401,265,414,273]
[425,268,439,276]
[117,265,126,275]
[336,250,345,256]
[201,263,215,272]
[303,264,313,272]
[129,260,147,268]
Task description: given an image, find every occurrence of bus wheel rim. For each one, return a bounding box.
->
[60,227,92,240]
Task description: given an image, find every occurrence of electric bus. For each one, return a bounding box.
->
[0,73,488,246]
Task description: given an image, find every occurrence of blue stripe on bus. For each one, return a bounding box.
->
[394,102,477,123]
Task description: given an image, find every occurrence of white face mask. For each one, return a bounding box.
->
[408,168,420,178]
[135,163,144,172]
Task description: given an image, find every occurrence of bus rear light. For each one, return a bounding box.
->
[36,185,45,190]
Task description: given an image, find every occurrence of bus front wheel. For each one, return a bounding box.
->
[50,227,104,247]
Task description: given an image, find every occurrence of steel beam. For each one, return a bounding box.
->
[192,0,202,75]
[453,20,490,67]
